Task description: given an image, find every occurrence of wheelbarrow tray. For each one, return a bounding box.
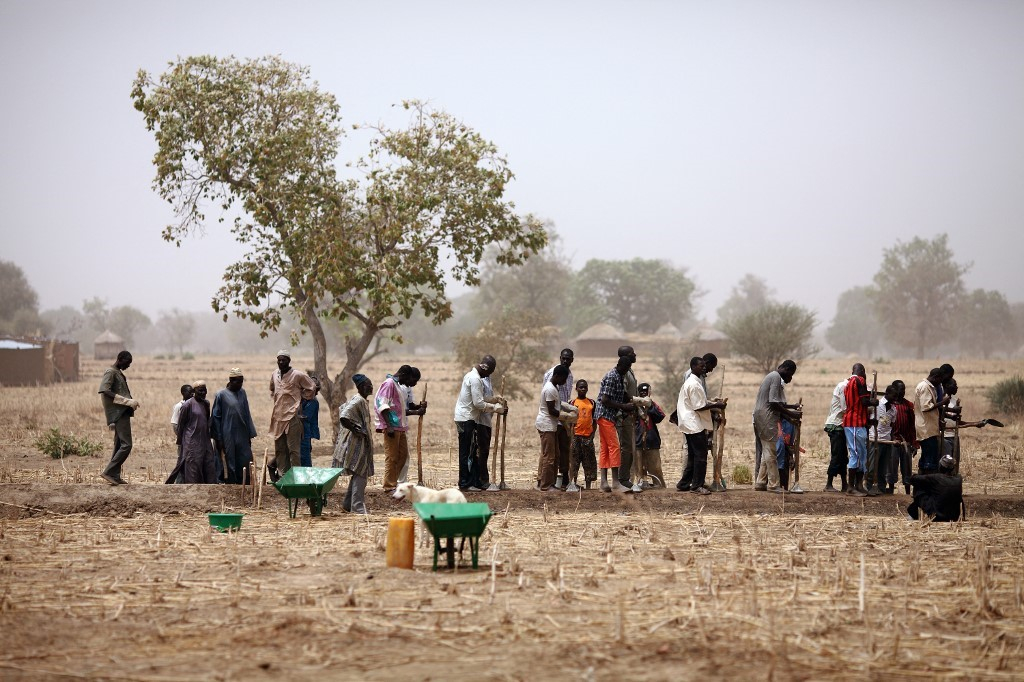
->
[414,502,492,570]
[273,467,344,517]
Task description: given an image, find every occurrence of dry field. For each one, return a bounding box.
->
[1,354,1023,680]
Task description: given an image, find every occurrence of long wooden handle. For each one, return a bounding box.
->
[416,383,427,486]
[498,375,507,486]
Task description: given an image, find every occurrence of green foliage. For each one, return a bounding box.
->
[716,274,774,326]
[826,286,886,357]
[651,342,692,398]
[566,258,697,336]
[34,428,102,459]
[987,376,1024,416]
[82,298,151,346]
[732,464,753,485]
[958,289,1016,358]
[871,234,968,359]
[453,307,558,400]
[181,352,195,360]
[721,302,819,374]
[133,55,546,439]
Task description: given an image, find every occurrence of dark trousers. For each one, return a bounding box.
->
[617,419,636,486]
[456,420,478,489]
[869,443,891,488]
[102,415,133,479]
[679,431,709,490]
[919,437,939,473]
[556,424,570,487]
[475,423,492,487]
[826,428,847,482]
[888,443,913,486]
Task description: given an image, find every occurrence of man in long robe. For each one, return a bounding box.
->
[172,380,217,484]
[333,374,375,514]
[211,369,257,484]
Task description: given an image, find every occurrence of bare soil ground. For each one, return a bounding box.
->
[1,355,1022,680]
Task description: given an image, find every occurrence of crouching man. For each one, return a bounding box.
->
[906,454,964,522]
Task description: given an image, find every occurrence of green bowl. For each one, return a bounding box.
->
[208,512,244,532]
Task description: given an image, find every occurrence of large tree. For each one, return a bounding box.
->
[82,297,151,346]
[716,273,775,326]
[825,286,886,358]
[721,302,818,373]
[958,289,1016,358]
[0,260,45,336]
[871,234,968,358]
[566,258,697,335]
[133,56,546,438]
[157,308,196,355]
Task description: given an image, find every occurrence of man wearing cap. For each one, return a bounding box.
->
[173,380,218,484]
[269,350,317,479]
[98,350,139,485]
[333,374,375,513]
[211,369,258,484]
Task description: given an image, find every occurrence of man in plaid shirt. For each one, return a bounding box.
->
[595,355,636,493]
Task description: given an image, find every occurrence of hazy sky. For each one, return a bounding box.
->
[2,0,1022,330]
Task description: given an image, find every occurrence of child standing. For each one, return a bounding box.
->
[635,383,666,488]
[299,378,321,467]
[567,380,597,491]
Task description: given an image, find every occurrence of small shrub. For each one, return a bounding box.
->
[987,376,1024,416]
[732,464,753,485]
[154,354,166,360]
[181,352,195,361]
[34,428,103,459]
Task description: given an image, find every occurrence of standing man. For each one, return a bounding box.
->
[843,363,877,497]
[753,360,801,493]
[867,384,897,496]
[536,364,570,491]
[167,383,193,484]
[98,350,139,485]
[596,355,635,493]
[211,369,258,484]
[890,380,917,494]
[376,365,427,493]
[397,367,425,486]
[542,348,575,490]
[616,346,640,491]
[453,357,504,492]
[174,380,218,483]
[269,350,317,480]
[677,357,726,494]
[333,374,375,514]
[914,368,949,474]
[823,374,849,492]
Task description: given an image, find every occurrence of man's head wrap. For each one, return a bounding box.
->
[352,373,370,387]
[228,368,243,378]
[276,349,291,359]
[192,379,207,388]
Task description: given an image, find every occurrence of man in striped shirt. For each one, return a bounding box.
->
[843,363,877,497]
[889,380,917,494]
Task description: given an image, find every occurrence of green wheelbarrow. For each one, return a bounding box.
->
[273,467,345,518]
[414,502,492,570]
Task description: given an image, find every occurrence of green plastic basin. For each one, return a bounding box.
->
[208,512,244,532]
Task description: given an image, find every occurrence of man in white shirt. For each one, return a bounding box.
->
[676,357,726,495]
[453,356,505,491]
[536,364,570,491]
[823,376,848,492]
[542,348,575,490]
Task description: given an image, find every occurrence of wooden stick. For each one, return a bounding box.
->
[416,383,428,486]
[257,447,268,510]
[498,375,508,490]
[792,398,803,491]
[714,405,726,487]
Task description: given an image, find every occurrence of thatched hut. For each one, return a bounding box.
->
[573,323,629,358]
[93,330,124,361]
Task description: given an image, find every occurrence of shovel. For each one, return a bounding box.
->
[789,398,805,494]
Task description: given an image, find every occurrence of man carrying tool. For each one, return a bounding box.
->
[542,348,576,490]
[843,363,877,497]
[753,360,801,493]
[396,367,425,486]
[98,350,139,485]
[636,383,667,488]
[889,380,917,494]
[866,384,897,496]
[269,350,317,481]
[453,357,505,492]
[677,357,726,494]
[536,364,571,491]
[914,368,950,474]
[377,365,427,493]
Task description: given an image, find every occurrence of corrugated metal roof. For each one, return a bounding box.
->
[0,339,41,350]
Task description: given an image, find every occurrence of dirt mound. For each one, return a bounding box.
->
[2,483,1021,519]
